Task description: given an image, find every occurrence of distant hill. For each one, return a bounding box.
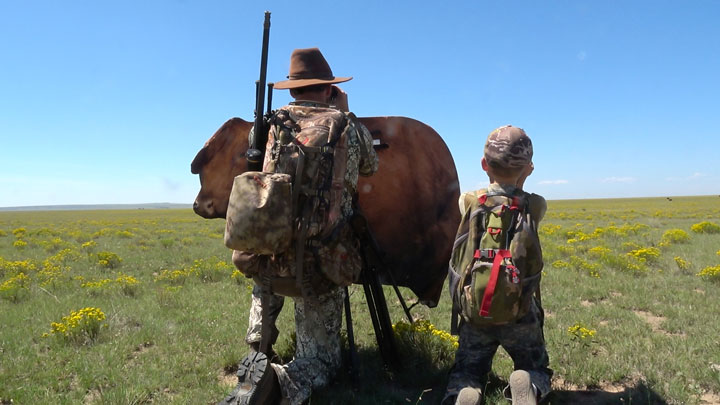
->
[0,203,192,212]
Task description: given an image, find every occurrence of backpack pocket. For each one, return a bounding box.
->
[224,171,293,255]
[463,260,525,326]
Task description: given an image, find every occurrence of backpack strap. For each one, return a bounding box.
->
[449,190,487,335]
[478,249,511,317]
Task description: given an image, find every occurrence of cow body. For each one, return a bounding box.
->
[191,116,460,306]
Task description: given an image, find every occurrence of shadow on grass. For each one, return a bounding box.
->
[452,374,668,405]
[309,344,451,404]
[221,344,668,404]
[485,373,668,405]
[544,382,668,405]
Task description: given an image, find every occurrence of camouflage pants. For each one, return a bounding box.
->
[245,284,285,346]
[246,285,344,405]
[270,287,344,405]
[443,299,552,404]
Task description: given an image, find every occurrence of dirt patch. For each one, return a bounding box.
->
[552,377,582,391]
[83,388,101,404]
[695,288,706,295]
[610,291,622,297]
[701,391,720,404]
[597,373,643,392]
[633,310,686,337]
[634,310,665,330]
[596,381,625,393]
[581,300,593,307]
[126,341,154,362]
[218,369,237,388]
[590,346,609,358]
[134,341,153,354]
[69,374,80,391]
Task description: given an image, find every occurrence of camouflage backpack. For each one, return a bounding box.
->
[264,105,351,240]
[225,104,350,251]
[448,188,543,326]
[225,104,356,296]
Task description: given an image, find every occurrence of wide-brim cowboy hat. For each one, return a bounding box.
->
[273,48,352,90]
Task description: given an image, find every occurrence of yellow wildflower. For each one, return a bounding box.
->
[690,221,720,234]
[567,323,597,340]
[674,256,691,270]
[697,265,720,282]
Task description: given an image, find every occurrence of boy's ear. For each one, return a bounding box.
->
[481,157,489,172]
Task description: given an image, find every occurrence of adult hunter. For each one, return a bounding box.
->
[219,48,378,405]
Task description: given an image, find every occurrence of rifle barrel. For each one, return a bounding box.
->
[251,11,271,156]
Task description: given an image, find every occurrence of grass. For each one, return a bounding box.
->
[0,196,719,404]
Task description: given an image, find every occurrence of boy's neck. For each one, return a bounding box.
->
[490,175,520,187]
[488,181,518,190]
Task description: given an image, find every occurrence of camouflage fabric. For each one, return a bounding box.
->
[249,102,377,222]
[486,183,546,223]
[263,102,377,227]
[484,125,533,169]
[254,102,377,287]
[341,114,378,216]
[245,284,285,346]
[269,287,345,405]
[224,172,293,255]
[443,299,553,404]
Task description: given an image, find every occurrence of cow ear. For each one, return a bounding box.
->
[190,147,208,174]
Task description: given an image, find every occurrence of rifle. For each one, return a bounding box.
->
[249,12,275,357]
[247,11,273,172]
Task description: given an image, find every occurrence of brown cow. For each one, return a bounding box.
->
[191,116,460,306]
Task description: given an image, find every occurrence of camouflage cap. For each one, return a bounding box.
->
[484,125,533,168]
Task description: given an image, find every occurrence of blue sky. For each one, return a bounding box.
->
[1,0,718,207]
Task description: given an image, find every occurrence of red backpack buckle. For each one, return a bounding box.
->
[487,227,502,236]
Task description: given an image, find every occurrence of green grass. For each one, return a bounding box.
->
[1,196,719,404]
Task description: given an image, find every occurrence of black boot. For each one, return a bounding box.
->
[218,351,280,405]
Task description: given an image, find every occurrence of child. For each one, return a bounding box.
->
[443,125,552,405]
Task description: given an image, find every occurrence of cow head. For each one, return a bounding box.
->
[191,118,253,218]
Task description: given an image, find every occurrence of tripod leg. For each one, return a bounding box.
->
[361,268,400,370]
[344,286,359,386]
[367,268,399,369]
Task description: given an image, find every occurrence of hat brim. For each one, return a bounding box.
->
[273,76,352,90]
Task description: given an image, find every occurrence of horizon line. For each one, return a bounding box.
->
[2,194,719,212]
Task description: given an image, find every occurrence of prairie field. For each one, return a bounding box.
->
[1,196,719,404]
